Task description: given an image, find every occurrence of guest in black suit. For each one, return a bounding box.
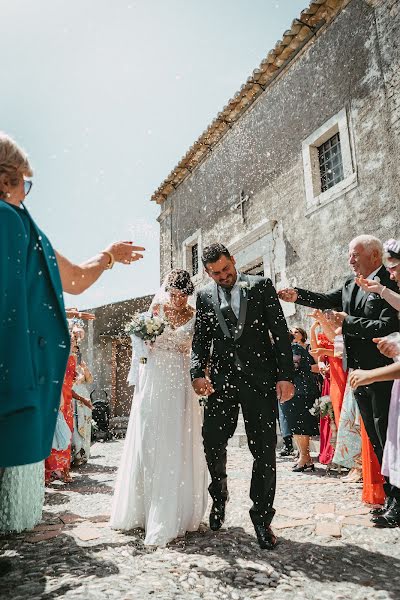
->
[278,235,400,523]
[191,243,295,549]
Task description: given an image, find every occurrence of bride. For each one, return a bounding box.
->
[110,269,208,546]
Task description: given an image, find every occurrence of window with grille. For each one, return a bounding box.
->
[243,262,264,276]
[318,132,344,193]
[191,243,199,277]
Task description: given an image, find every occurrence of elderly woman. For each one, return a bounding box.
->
[0,132,144,535]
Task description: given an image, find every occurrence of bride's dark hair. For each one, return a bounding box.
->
[165,269,194,295]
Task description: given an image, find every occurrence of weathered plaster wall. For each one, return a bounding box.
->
[158,0,399,328]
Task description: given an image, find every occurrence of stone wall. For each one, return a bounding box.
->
[157,0,400,329]
[79,295,152,419]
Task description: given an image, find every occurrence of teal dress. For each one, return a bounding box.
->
[0,200,70,468]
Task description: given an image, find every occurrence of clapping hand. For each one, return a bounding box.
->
[324,310,348,327]
[277,288,298,303]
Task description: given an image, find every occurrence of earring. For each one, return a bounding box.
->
[5,192,10,198]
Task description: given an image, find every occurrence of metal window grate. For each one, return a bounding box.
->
[318,132,344,193]
[243,262,264,276]
[191,243,199,277]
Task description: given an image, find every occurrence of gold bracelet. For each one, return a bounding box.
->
[381,286,387,298]
[102,250,115,270]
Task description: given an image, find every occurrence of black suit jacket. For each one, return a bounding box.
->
[295,266,399,370]
[190,274,294,393]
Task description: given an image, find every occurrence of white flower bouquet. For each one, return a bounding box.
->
[125,313,165,364]
[309,395,334,420]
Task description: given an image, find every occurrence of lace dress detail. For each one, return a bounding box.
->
[110,311,208,546]
[0,461,44,533]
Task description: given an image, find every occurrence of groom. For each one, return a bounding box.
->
[191,243,294,549]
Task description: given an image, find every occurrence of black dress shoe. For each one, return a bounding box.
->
[370,497,394,516]
[254,524,277,550]
[371,499,400,528]
[209,500,227,531]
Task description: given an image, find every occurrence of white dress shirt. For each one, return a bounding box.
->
[218,272,242,318]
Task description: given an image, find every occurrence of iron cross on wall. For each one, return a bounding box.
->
[231,190,250,224]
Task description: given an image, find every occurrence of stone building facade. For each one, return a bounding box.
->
[80,295,152,433]
[153,0,400,328]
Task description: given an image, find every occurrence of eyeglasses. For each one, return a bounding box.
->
[24,180,32,196]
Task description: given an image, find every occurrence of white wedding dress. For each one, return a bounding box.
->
[110,310,208,546]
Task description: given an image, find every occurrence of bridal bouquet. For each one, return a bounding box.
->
[125,313,165,342]
[125,313,165,365]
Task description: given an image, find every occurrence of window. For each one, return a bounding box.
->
[318,132,344,192]
[243,262,264,276]
[191,243,199,277]
[182,229,202,284]
[302,108,357,214]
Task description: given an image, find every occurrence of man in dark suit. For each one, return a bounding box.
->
[278,235,400,525]
[191,243,295,549]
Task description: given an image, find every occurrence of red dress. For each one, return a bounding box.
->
[361,419,385,505]
[318,334,335,465]
[45,355,76,482]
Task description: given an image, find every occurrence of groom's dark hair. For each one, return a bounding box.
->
[202,243,231,267]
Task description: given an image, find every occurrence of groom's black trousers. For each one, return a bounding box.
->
[202,374,277,527]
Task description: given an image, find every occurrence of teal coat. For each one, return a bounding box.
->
[0,200,70,467]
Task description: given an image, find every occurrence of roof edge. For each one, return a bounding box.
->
[151,0,351,205]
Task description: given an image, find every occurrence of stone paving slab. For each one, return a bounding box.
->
[1,440,400,600]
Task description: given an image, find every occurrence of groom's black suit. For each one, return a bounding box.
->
[191,274,294,527]
[295,265,400,499]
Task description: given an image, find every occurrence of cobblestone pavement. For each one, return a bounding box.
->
[1,439,400,600]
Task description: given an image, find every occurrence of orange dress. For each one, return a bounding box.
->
[361,419,385,505]
[45,355,76,482]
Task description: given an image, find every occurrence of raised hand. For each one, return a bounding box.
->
[355,275,383,295]
[105,241,145,265]
[277,288,298,303]
[66,308,96,320]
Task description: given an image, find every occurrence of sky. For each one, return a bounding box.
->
[1,0,307,308]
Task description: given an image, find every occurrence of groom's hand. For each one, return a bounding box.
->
[192,377,215,397]
[276,380,295,403]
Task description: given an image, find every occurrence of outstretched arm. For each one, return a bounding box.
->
[350,362,400,388]
[56,242,145,295]
[278,286,343,310]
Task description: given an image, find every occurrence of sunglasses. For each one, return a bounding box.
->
[24,180,32,196]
